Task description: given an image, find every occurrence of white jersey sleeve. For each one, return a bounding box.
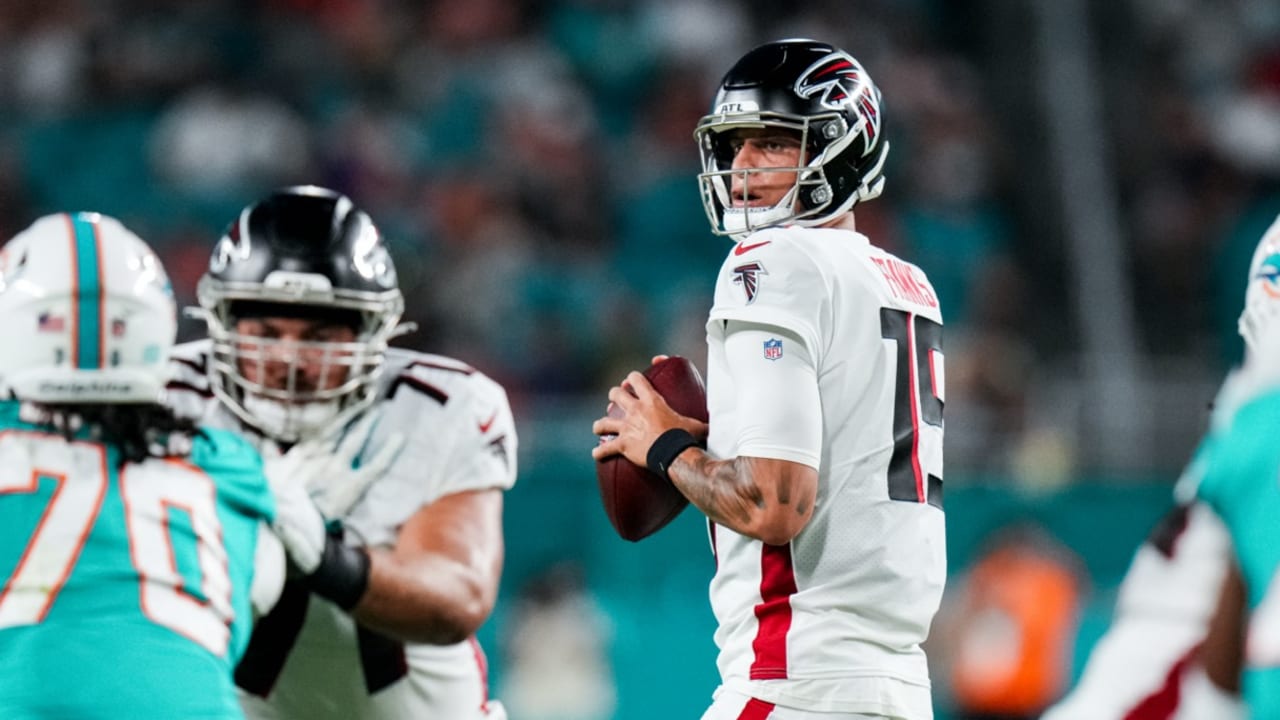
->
[338,350,518,547]
[719,321,822,469]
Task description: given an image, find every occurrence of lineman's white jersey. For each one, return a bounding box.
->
[168,341,517,720]
[704,227,946,718]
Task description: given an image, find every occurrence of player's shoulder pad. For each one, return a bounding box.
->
[719,227,824,277]
[1210,365,1280,433]
[378,350,518,487]
[383,349,487,397]
[188,426,273,520]
[711,228,840,353]
[381,349,516,427]
[1197,387,1280,507]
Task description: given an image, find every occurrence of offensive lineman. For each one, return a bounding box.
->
[168,186,517,719]
[594,40,946,719]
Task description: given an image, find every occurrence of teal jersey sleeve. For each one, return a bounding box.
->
[1194,390,1280,716]
[0,404,271,719]
[1196,391,1280,605]
[191,426,276,525]
[189,426,276,664]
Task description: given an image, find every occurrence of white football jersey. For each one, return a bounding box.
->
[703,227,946,718]
[168,341,517,720]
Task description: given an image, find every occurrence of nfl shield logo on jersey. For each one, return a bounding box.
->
[763,338,783,361]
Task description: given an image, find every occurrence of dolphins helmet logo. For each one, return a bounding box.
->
[1256,253,1280,298]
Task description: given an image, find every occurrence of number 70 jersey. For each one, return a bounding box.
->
[705,227,945,718]
[0,401,275,719]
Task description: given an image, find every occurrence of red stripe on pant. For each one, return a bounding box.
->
[737,697,776,720]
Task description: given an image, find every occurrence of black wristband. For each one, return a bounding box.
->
[646,428,700,480]
[307,533,371,611]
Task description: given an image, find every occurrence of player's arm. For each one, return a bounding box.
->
[594,323,820,546]
[350,487,503,645]
[1199,560,1246,696]
[670,454,816,546]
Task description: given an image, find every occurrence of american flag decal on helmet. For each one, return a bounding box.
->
[794,51,880,142]
[732,261,767,304]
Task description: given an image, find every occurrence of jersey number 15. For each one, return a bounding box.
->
[881,309,944,508]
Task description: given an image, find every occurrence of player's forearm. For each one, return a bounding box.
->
[351,549,496,645]
[669,450,806,545]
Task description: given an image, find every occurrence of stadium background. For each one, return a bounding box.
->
[2,0,1278,717]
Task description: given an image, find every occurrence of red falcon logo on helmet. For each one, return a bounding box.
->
[794,51,880,141]
[732,261,767,304]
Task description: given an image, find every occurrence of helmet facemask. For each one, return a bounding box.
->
[193,186,409,443]
[701,112,870,235]
[196,283,405,443]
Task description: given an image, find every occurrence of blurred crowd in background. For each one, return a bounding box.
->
[5,1,1280,717]
[2,0,1279,481]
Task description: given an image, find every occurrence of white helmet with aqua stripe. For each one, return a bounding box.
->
[0,212,176,404]
[1239,212,1280,357]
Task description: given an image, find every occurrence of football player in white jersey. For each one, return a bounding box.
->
[1041,215,1280,720]
[168,186,517,720]
[594,40,945,720]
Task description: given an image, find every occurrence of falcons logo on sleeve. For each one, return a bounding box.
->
[732,261,767,304]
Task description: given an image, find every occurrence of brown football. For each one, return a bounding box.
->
[596,356,709,542]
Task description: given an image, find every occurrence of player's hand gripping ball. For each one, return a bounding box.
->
[596,356,709,542]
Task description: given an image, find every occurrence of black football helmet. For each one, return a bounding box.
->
[194,185,406,442]
[695,39,888,237]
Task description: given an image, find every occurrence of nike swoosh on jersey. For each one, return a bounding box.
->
[478,411,498,434]
[734,240,772,256]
